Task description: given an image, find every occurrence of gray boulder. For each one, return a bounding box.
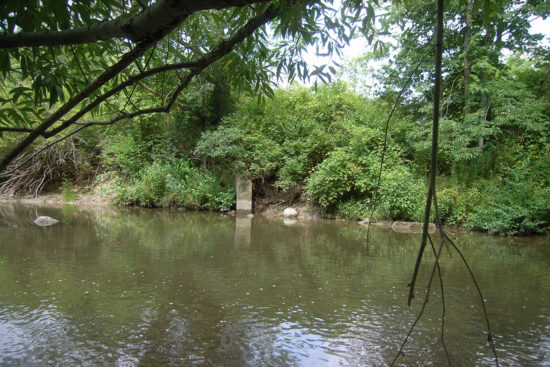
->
[34,216,59,227]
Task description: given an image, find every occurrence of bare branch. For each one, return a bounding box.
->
[407,0,444,307]
[138,81,186,109]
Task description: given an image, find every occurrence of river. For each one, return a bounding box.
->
[0,203,548,366]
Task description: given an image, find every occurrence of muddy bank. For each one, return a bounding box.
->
[0,192,110,208]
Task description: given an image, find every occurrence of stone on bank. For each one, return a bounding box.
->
[283,207,298,218]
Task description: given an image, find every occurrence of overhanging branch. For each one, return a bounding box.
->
[0,4,279,173]
[0,36,161,172]
[42,5,279,140]
[0,0,268,48]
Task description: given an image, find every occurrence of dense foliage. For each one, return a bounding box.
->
[193,77,549,234]
[1,0,549,235]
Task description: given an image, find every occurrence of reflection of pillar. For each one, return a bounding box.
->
[235,216,251,248]
[235,174,252,213]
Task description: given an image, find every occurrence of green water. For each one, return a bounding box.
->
[0,203,548,366]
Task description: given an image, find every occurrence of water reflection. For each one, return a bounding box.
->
[235,215,251,248]
[0,203,549,366]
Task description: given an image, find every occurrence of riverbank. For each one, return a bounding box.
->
[6,188,548,237]
[0,191,463,235]
[0,192,110,208]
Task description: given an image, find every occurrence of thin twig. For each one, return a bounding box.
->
[391,233,446,366]
[443,232,499,366]
[365,42,434,244]
[428,233,451,366]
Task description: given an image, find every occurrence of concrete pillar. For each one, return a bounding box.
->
[235,174,252,213]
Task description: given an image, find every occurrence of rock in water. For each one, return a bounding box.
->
[283,207,298,218]
[34,216,59,227]
[391,221,436,234]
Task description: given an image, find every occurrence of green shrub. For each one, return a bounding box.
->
[139,164,171,207]
[306,149,358,208]
[195,84,393,192]
[61,177,77,202]
[116,159,235,210]
[378,167,425,221]
[466,181,550,235]
[101,132,150,177]
[166,165,235,210]
[335,198,371,220]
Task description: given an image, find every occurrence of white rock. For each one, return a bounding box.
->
[283,207,298,218]
[34,216,59,227]
[246,213,254,218]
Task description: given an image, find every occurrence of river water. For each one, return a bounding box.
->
[0,203,548,366]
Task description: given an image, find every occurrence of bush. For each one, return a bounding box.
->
[101,131,150,177]
[335,198,371,220]
[117,159,235,210]
[133,163,170,207]
[436,182,485,225]
[195,84,390,190]
[378,167,425,221]
[466,181,550,235]
[166,165,235,210]
[306,149,358,208]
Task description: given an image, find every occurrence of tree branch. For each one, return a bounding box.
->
[0,0,267,49]
[0,127,34,133]
[407,0,444,307]
[42,5,279,140]
[0,5,279,173]
[2,71,197,175]
[0,36,161,172]
[138,81,186,109]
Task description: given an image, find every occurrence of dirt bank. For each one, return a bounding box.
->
[0,192,110,208]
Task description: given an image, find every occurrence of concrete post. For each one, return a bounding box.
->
[235,174,252,213]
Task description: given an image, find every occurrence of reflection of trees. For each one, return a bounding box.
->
[0,203,549,365]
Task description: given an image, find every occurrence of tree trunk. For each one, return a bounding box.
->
[479,31,491,151]
[463,0,474,117]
